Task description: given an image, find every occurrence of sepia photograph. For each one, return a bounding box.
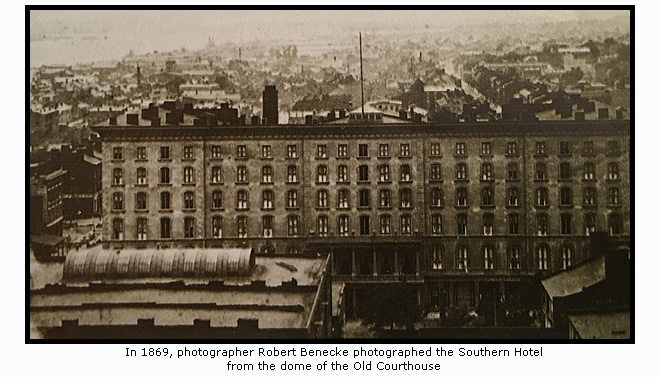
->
[28,8,631,341]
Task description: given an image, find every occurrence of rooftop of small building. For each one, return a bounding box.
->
[568,310,630,339]
[542,254,606,298]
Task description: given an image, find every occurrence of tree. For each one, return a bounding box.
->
[361,283,421,331]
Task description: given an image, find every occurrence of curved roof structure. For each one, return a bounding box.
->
[63,248,255,281]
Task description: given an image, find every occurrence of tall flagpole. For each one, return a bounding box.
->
[359,32,365,118]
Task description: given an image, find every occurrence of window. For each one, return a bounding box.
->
[481,187,494,206]
[337,189,349,208]
[287,144,298,158]
[237,166,248,183]
[136,146,147,160]
[262,216,273,237]
[211,145,222,159]
[212,216,223,238]
[457,214,468,235]
[261,145,272,158]
[507,142,518,155]
[585,213,596,235]
[560,187,572,206]
[317,165,328,183]
[262,190,274,209]
[535,142,546,155]
[432,246,443,270]
[359,215,370,235]
[608,213,623,235]
[536,187,549,206]
[160,192,171,210]
[537,246,549,270]
[338,165,349,182]
[112,192,124,210]
[358,144,368,157]
[338,215,350,236]
[400,143,410,157]
[112,218,124,240]
[457,246,468,270]
[317,190,328,207]
[160,167,170,184]
[183,167,195,184]
[583,162,596,180]
[608,187,620,206]
[431,188,443,207]
[160,218,171,239]
[400,164,412,182]
[562,246,573,269]
[183,146,194,159]
[212,190,223,209]
[507,163,519,180]
[237,216,247,238]
[400,188,412,208]
[455,142,466,156]
[430,143,441,156]
[508,214,519,234]
[317,144,327,158]
[583,187,597,206]
[358,165,369,181]
[583,141,594,155]
[136,192,147,210]
[112,168,124,185]
[481,163,493,180]
[380,215,391,235]
[561,214,572,234]
[559,162,571,180]
[288,216,299,236]
[317,216,329,236]
[236,145,246,158]
[483,213,494,236]
[431,164,442,181]
[184,217,195,238]
[607,140,621,156]
[509,245,521,270]
[537,214,548,236]
[112,147,123,160]
[237,190,249,209]
[536,163,547,180]
[400,215,412,235]
[432,215,443,235]
[183,191,195,209]
[287,190,298,208]
[456,163,467,180]
[481,142,492,156]
[160,146,170,160]
[337,144,348,158]
[211,166,222,183]
[456,187,468,207]
[608,163,620,180]
[483,245,494,269]
[262,166,273,183]
[378,165,390,182]
[379,144,389,157]
[507,187,519,207]
[136,218,147,240]
[379,189,391,207]
[359,189,370,207]
[559,141,571,155]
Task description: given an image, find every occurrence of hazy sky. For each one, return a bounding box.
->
[29,9,629,67]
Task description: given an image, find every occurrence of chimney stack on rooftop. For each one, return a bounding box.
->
[126,113,139,125]
[598,108,609,120]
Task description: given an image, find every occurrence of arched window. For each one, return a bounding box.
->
[483,245,494,269]
[537,245,549,270]
[562,245,573,269]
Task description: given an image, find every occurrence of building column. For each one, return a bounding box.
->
[448,282,454,307]
[352,288,358,319]
[393,250,399,276]
[351,248,357,277]
[372,249,378,276]
[473,282,480,308]
[415,250,420,276]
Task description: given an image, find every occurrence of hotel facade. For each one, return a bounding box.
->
[94,113,630,318]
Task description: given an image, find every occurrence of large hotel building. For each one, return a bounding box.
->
[93,105,630,318]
